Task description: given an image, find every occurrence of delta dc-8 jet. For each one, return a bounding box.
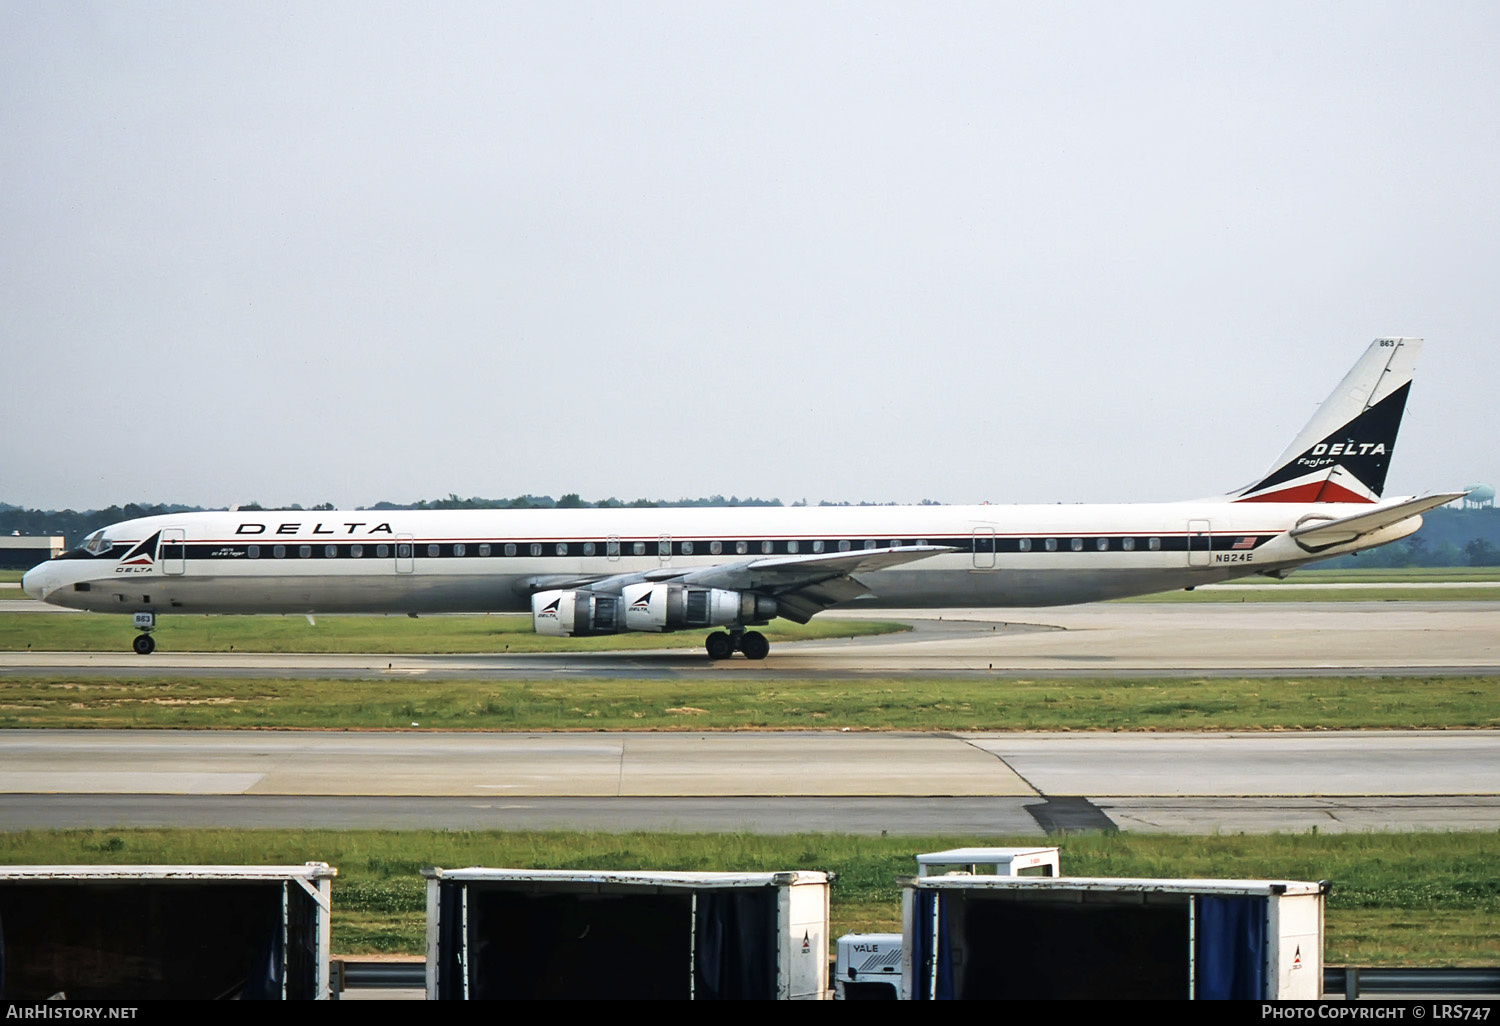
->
[23,338,1462,659]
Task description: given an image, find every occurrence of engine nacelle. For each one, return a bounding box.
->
[621,582,777,633]
[531,589,624,637]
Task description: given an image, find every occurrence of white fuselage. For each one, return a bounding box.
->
[21,501,1419,617]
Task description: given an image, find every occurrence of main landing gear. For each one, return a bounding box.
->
[705,628,769,661]
[132,612,156,655]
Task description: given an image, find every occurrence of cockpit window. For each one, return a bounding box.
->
[82,530,110,555]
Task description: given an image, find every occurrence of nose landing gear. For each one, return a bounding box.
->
[132,611,156,655]
[704,628,769,661]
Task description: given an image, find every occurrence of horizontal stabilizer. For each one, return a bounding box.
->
[1288,492,1466,548]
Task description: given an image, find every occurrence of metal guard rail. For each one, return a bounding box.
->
[332,960,1500,998]
[1325,966,1500,998]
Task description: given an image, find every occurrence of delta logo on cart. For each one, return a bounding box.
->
[114,532,160,574]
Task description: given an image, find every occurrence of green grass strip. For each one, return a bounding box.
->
[1,829,1492,965]
[1,674,1495,730]
[1219,567,1500,584]
[0,613,905,653]
[1118,587,1500,602]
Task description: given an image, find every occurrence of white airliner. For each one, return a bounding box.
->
[23,338,1461,658]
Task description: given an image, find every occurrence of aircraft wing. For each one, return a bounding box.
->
[1289,492,1467,548]
[664,544,956,622]
[530,545,956,623]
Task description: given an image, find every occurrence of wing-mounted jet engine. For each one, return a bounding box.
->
[531,584,780,659]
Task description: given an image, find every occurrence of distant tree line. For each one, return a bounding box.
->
[3,498,1494,566]
[0,493,933,546]
[0,503,204,545]
[1318,508,1500,568]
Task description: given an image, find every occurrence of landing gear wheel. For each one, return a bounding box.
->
[711,630,741,660]
[740,630,770,660]
[132,634,156,656]
[705,632,734,660]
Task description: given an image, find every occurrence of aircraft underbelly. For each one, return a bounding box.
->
[70,573,534,615]
[852,567,1221,607]
[64,561,1261,615]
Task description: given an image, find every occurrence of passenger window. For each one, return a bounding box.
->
[681,541,693,555]
[1070,539,1082,552]
[864,539,876,550]
[761,540,773,554]
[812,540,824,553]
[735,541,748,555]
[1018,539,1031,552]
[325,545,338,558]
[583,542,595,556]
[296,545,310,558]
[532,543,544,557]
[479,544,491,557]
[709,541,722,555]
[248,545,260,559]
[556,543,568,556]
[453,543,465,557]
[1122,538,1135,552]
[274,545,286,559]
[505,543,517,557]
[838,540,851,552]
[378,545,390,558]
[1044,539,1057,552]
[427,544,440,558]
[1096,538,1108,552]
[1149,537,1161,551]
[351,544,363,558]
[633,542,645,556]
[787,540,798,554]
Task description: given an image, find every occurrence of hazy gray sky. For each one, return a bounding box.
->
[4,2,1497,510]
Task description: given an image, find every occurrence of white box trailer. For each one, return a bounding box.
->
[904,876,1326,1000]
[915,846,1060,878]
[424,868,830,1000]
[0,863,336,1000]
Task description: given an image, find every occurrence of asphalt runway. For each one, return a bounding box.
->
[1,600,1496,835]
[3,600,1498,677]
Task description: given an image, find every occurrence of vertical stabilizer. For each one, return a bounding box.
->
[1234,338,1420,503]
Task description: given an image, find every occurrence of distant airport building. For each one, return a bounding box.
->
[1464,484,1495,509]
[0,535,63,570]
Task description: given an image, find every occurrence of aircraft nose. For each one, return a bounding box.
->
[21,563,51,601]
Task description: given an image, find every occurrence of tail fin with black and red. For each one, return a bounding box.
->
[1234,338,1420,504]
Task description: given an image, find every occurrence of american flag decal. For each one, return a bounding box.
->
[1232,536,1256,550]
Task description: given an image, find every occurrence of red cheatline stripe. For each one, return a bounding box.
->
[1233,481,1375,504]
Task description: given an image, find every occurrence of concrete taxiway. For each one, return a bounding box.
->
[1,600,1495,835]
[3,728,1496,835]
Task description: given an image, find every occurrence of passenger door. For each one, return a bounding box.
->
[1187,520,1212,568]
[159,528,185,575]
[972,527,996,569]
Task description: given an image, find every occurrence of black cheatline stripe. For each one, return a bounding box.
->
[175,534,1278,561]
